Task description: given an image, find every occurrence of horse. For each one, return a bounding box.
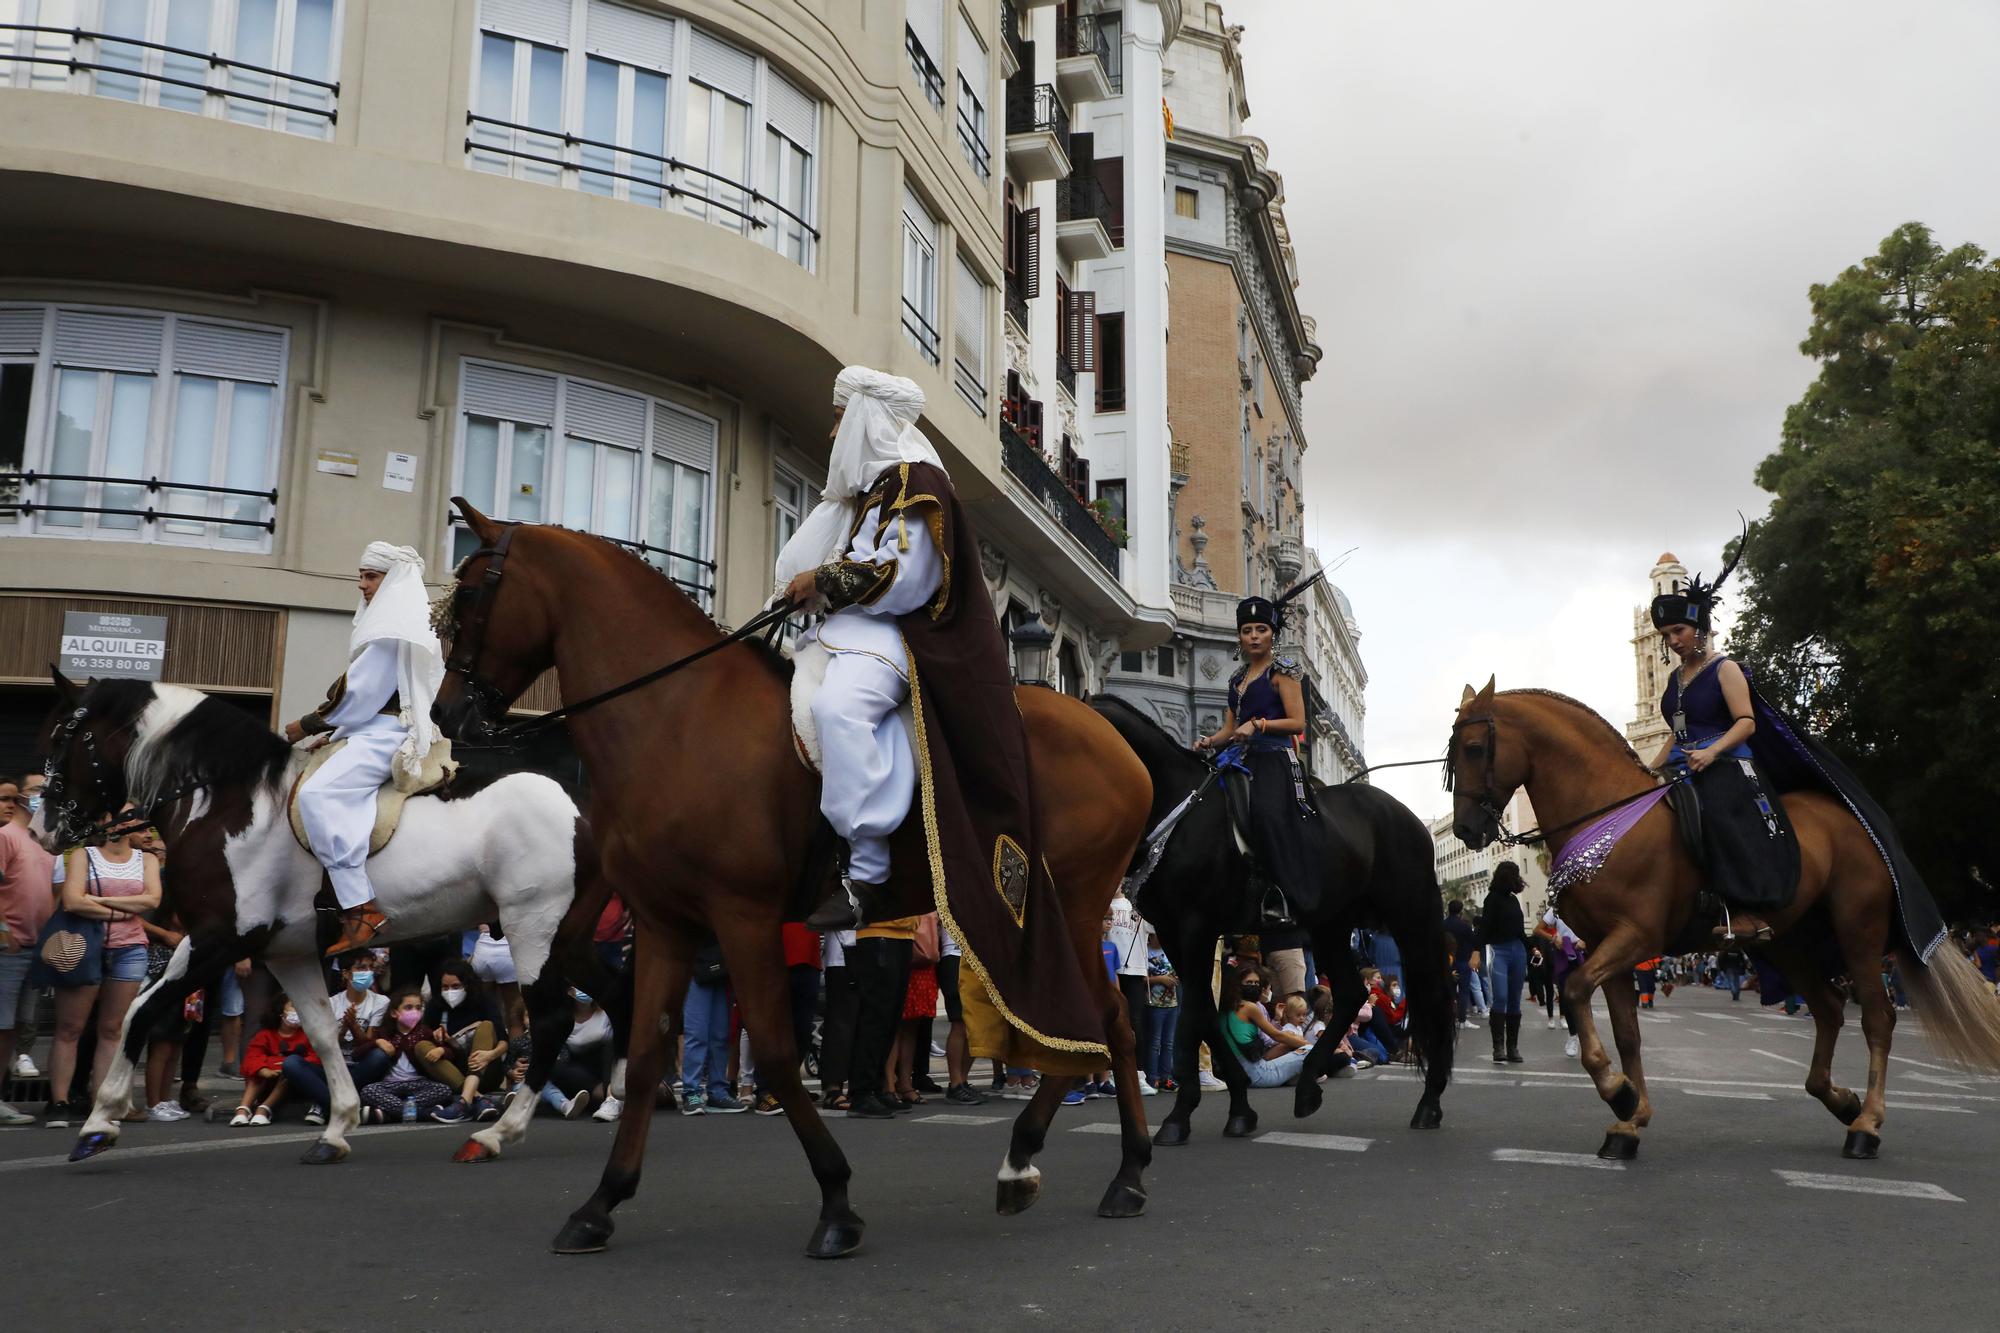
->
[34,672,613,1167]
[1090,697,1456,1142]
[431,498,1156,1260]
[1445,677,2000,1160]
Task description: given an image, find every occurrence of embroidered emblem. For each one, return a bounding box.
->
[994,835,1029,927]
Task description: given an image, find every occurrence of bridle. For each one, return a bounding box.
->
[43,700,212,847]
[1444,713,1509,835]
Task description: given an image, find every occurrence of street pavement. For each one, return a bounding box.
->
[4,983,1993,1330]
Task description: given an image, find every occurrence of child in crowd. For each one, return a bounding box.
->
[1144,934,1179,1092]
[544,986,611,1119]
[417,958,507,1125]
[358,986,458,1123]
[1279,995,1311,1039]
[235,994,316,1126]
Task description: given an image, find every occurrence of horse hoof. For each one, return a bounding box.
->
[1152,1119,1191,1148]
[1596,1132,1640,1161]
[299,1141,348,1166]
[1293,1080,1323,1120]
[1832,1091,1862,1126]
[453,1139,498,1164]
[551,1214,613,1255]
[806,1212,865,1259]
[1608,1079,1641,1122]
[1410,1099,1444,1131]
[995,1167,1042,1216]
[1095,1180,1148,1219]
[68,1132,116,1163]
[1842,1130,1881,1160]
[1222,1112,1258,1139]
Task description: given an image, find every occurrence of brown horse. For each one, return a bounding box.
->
[432,499,1155,1258]
[1446,678,2000,1161]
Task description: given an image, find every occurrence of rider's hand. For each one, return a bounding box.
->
[784,570,821,609]
[1687,747,1715,773]
[1191,735,1211,752]
[1232,722,1258,742]
[283,719,305,744]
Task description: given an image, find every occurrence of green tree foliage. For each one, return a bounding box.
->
[1732,223,2000,916]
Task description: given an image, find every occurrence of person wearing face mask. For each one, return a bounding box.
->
[416,959,506,1124]
[1218,963,1329,1088]
[0,774,59,1126]
[329,951,392,1096]
[356,986,459,1123]
[233,993,318,1126]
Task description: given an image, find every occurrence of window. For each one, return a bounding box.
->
[1095,478,1124,525]
[1157,644,1177,678]
[772,452,819,644]
[952,256,988,415]
[1174,186,1198,218]
[901,189,941,366]
[905,0,943,109]
[452,359,719,606]
[0,304,286,549]
[0,0,340,136]
[1096,8,1122,92]
[955,11,988,180]
[468,1,820,268]
[1095,311,1125,411]
[1119,650,1142,673]
[1240,405,1252,489]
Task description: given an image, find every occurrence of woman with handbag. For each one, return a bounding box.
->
[39,808,161,1118]
[889,914,942,1107]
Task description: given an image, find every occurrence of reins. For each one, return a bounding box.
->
[1488,776,1685,849]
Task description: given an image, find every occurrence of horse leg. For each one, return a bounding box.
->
[1833,904,1896,1159]
[263,949,363,1165]
[1599,973,1653,1151]
[711,912,863,1259]
[1095,949,1151,1219]
[998,1068,1073,1214]
[1153,918,1216,1147]
[551,918,682,1254]
[1558,933,1650,1159]
[1294,931,1364,1122]
[72,935,221,1158]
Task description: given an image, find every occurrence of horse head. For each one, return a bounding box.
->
[1446,675,1525,850]
[433,497,559,744]
[36,668,155,850]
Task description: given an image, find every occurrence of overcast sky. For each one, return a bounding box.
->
[1226,0,2000,822]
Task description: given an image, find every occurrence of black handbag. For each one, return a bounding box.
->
[691,940,728,985]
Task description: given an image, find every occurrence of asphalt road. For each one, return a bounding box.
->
[5,984,1993,1331]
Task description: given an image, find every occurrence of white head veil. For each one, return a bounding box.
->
[351,542,444,778]
[773,368,946,592]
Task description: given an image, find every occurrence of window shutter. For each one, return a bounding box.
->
[53,310,164,373]
[689,27,754,99]
[1068,131,1093,174]
[462,361,558,425]
[767,68,817,147]
[584,0,673,72]
[0,307,44,356]
[1003,195,1018,281]
[908,0,943,63]
[1022,207,1041,299]
[1071,291,1096,373]
[565,381,647,447]
[173,320,286,384]
[952,257,984,375]
[480,0,570,46]
[957,11,986,97]
[1024,398,1044,452]
[654,401,718,469]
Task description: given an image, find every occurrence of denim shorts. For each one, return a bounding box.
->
[103,943,149,984]
[217,964,245,1018]
[0,950,33,1028]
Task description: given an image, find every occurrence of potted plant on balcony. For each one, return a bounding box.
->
[1089,498,1128,549]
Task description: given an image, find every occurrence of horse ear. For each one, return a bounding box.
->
[450,496,501,547]
[50,664,79,704]
[1460,683,1476,707]
[1475,674,1496,704]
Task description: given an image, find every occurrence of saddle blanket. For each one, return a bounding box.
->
[287,735,457,856]
[788,639,915,775]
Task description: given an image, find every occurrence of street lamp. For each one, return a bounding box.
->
[1009,613,1055,687]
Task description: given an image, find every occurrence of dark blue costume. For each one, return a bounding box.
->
[1225,585,1329,919]
[1662,658,1797,912]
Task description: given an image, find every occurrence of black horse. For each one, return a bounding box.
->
[1090,696,1455,1141]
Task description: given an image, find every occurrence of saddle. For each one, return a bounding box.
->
[287,735,458,856]
[1215,765,1295,929]
[787,639,916,775]
[1666,781,1706,871]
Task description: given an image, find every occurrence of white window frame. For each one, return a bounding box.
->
[954,10,987,180]
[0,0,343,139]
[770,449,821,647]
[952,253,986,415]
[0,301,288,552]
[901,188,941,366]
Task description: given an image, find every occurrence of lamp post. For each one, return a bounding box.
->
[1009,613,1055,687]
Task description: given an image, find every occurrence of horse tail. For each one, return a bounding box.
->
[1897,945,2000,1074]
[1374,816,1456,1087]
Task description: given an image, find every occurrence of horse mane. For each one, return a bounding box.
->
[1088,695,1205,776]
[128,684,293,806]
[1497,688,1655,780]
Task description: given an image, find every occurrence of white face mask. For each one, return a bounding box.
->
[441,987,467,1008]
[281,1011,301,1028]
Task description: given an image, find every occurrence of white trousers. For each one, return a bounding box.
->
[297,718,404,909]
[810,650,913,885]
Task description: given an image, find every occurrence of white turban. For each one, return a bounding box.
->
[774,367,947,591]
[350,542,444,778]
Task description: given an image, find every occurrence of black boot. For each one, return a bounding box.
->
[1490,1013,1507,1064]
[804,877,893,932]
[1505,1013,1524,1063]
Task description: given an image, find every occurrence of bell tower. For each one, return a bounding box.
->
[1624,552,1687,760]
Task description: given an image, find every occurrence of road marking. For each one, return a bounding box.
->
[1362,1066,2000,1103]
[1252,1132,1373,1152]
[1707,1013,1748,1023]
[1070,1122,1123,1135]
[1774,1170,1962,1202]
[1903,1073,1976,1091]
[1680,1027,1706,1039]
[1683,1088,1773,1101]
[0,1122,451,1174]
[1887,1053,1993,1077]
[915,1113,1007,1125]
[1884,1101,1972,1114]
[1493,1148,1625,1171]
[1751,1047,1809,1068]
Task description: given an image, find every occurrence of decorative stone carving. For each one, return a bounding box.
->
[1187,514,1217,590]
[1199,652,1222,682]
[978,539,1008,588]
[1038,590,1063,632]
[1004,322,1036,393]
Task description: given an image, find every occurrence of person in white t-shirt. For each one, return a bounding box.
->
[1105,895,1157,1095]
[329,952,391,1091]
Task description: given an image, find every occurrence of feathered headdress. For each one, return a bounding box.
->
[1237,567,1330,632]
[1650,516,1747,633]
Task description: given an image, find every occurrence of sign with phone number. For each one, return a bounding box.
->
[59,612,168,682]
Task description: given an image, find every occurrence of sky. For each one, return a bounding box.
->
[1225,0,2000,822]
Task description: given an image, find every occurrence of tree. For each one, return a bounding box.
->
[1732,223,2000,918]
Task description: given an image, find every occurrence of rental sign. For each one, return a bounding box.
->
[59,611,168,682]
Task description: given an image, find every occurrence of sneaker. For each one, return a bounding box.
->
[12,1053,40,1079]
[680,1092,707,1116]
[1002,1078,1041,1101]
[1136,1075,1158,1097]
[1061,1086,1087,1106]
[1155,1076,1178,1093]
[561,1090,590,1120]
[148,1100,190,1122]
[752,1092,784,1116]
[304,1106,326,1126]
[1547,1017,1560,1029]
[249,1107,272,1126]
[591,1094,624,1123]
[911,1074,946,1095]
[928,1042,946,1059]
[0,1102,36,1127]
[705,1092,748,1114]
[945,1083,987,1106]
[430,1100,471,1125]
[472,1096,500,1122]
[1564,1035,1580,1059]
[846,1092,897,1119]
[989,1073,1007,1091]
[229,1106,252,1127]
[1198,1071,1226,1090]
[218,1062,239,1078]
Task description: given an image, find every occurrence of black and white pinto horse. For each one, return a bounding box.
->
[1090,697,1457,1141]
[36,673,609,1167]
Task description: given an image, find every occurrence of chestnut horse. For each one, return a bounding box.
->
[433,500,1155,1259]
[1447,678,2000,1161]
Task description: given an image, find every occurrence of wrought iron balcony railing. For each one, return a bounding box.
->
[1006,79,1069,145]
[0,23,338,123]
[9,469,278,533]
[906,24,944,110]
[1056,170,1113,233]
[1000,417,1118,574]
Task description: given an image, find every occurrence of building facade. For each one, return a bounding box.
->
[0,0,1171,766]
[1624,551,1688,763]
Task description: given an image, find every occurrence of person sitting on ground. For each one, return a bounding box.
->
[417,958,506,1125]
[1278,994,1311,1040]
[1358,967,1411,1061]
[236,994,315,1126]
[330,951,391,1092]
[544,985,611,1120]
[1219,963,1330,1088]
[358,986,457,1123]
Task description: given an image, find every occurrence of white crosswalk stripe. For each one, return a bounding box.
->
[1492,1148,1625,1171]
[1774,1170,1962,1202]
[1684,1088,1772,1101]
[1252,1132,1373,1152]
[916,1113,1007,1125]
[1884,1101,1973,1114]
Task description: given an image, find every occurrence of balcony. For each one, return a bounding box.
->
[906,24,944,111]
[1005,274,1029,332]
[1005,80,1070,183]
[1055,13,1114,105]
[1055,172,1114,263]
[8,469,278,543]
[999,0,1027,80]
[1001,417,1118,575]
[1056,349,1077,398]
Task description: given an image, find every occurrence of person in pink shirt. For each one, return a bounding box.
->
[0,777,59,1126]
[45,807,162,1117]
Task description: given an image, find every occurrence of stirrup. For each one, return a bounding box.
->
[1712,904,1773,943]
[805,879,861,932]
[1259,883,1296,929]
